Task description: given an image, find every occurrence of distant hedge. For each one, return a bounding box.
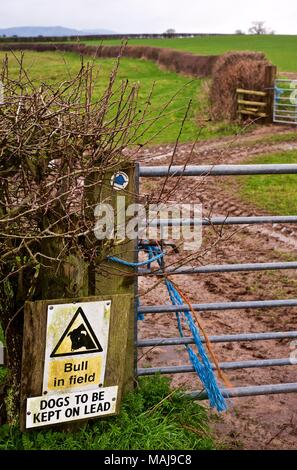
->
[0,43,219,78]
[0,33,228,43]
[0,43,274,121]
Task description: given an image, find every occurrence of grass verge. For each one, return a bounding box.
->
[0,375,215,450]
[227,150,297,214]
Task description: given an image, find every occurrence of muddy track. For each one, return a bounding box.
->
[137,126,297,450]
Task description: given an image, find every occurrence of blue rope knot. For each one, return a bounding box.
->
[107,251,164,268]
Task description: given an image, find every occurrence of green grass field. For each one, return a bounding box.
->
[0,50,241,144]
[85,35,297,72]
[228,150,297,214]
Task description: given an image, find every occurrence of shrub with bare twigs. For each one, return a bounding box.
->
[0,52,163,417]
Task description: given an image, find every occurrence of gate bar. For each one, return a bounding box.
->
[274,101,297,106]
[139,261,297,276]
[153,216,297,226]
[137,358,294,376]
[274,119,297,125]
[137,330,297,347]
[275,88,297,91]
[139,164,297,177]
[188,382,297,399]
[274,110,297,115]
[139,298,297,314]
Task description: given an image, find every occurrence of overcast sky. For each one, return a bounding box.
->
[0,0,297,34]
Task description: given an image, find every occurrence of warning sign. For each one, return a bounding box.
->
[26,386,118,429]
[42,301,111,394]
[50,307,103,357]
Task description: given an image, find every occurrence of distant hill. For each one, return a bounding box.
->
[0,26,116,37]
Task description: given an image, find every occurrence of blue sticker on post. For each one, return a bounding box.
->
[110,171,129,191]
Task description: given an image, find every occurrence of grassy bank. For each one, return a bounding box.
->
[85,35,297,72]
[0,376,215,450]
[0,50,240,144]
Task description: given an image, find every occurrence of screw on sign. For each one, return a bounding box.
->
[110,171,129,191]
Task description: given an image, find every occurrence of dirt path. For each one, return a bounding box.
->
[137,126,297,450]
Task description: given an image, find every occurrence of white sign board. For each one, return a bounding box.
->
[26,386,118,428]
[42,301,111,394]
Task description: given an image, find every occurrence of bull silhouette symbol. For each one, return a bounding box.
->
[50,307,103,357]
[68,323,100,351]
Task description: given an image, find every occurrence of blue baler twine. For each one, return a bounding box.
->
[107,245,227,412]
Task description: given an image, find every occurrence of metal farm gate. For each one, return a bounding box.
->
[274,79,297,124]
[136,163,297,401]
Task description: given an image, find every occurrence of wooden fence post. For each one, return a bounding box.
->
[236,89,244,121]
[93,164,138,395]
[264,65,277,123]
[19,162,138,431]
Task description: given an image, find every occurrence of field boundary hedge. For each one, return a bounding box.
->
[210,51,271,120]
[0,43,219,78]
[0,33,231,43]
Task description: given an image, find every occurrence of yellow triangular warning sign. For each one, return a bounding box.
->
[50,307,103,357]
